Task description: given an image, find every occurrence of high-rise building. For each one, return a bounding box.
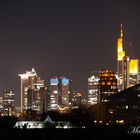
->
[98,70,118,103]
[122,56,130,89]
[27,76,45,113]
[58,77,70,106]
[88,71,100,106]
[2,90,15,116]
[47,77,70,111]
[91,70,118,124]
[117,24,125,91]
[48,77,59,110]
[71,92,82,107]
[116,25,140,91]
[19,68,45,112]
[129,59,139,87]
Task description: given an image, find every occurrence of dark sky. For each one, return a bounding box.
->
[0,0,140,106]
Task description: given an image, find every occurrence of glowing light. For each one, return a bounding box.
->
[116,120,124,124]
[94,120,97,123]
[19,68,37,79]
[99,120,102,124]
[129,59,139,74]
[117,24,125,61]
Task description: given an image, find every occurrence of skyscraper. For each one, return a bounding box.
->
[98,70,118,103]
[19,68,45,112]
[58,77,70,106]
[116,25,140,91]
[122,56,130,89]
[92,70,118,123]
[27,77,45,113]
[48,77,59,110]
[117,24,126,91]
[47,77,70,111]
[129,59,139,87]
[88,71,100,106]
[2,90,15,116]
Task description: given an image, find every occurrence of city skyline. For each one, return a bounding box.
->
[0,1,140,106]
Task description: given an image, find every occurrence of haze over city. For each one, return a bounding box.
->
[0,0,140,106]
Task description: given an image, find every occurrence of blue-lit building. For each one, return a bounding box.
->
[48,77,70,111]
[58,77,70,106]
[48,77,59,110]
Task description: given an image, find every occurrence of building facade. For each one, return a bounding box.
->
[47,77,70,111]
[58,77,70,106]
[98,70,118,103]
[48,77,59,110]
[2,90,15,116]
[19,68,45,112]
[88,71,99,106]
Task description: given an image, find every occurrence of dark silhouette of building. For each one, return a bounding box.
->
[92,84,140,125]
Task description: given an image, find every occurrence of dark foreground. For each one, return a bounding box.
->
[0,125,140,140]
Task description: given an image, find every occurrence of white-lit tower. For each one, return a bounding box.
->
[88,71,100,106]
[18,68,37,112]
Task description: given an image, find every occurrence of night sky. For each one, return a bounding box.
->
[0,0,140,106]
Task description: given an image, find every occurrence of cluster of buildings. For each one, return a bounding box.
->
[0,25,140,126]
[18,68,83,115]
[88,25,140,124]
[0,70,83,117]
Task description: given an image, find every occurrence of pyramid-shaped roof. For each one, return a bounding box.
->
[44,115,55,123]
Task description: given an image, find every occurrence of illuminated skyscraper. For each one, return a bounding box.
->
[47,77,70,111]
[129,59,139,87]
[58,77,70,106]
[122,56,130,89]
[2,90,15,116]
[116,25,140,90]
[70,92,82,107]
[48,77,59,110]
[98,70,118,103]
[94,70,118,123]
[27,77,45,113]
[19,68,45,112]
[88,71,99,106]
[117,24,126,91]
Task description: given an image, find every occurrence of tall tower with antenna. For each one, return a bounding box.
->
[117,24,126,91]
[117,24,125,73]
[116,25,140,91]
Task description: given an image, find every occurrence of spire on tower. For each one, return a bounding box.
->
[120,24,123,38]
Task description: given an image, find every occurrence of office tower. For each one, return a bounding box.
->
[88,71,100,106]
[19,68,45,112]
[47,77,70,111]
[117,24,125,91]
[98,70,118,103]
[116,25,140,91]
[129,59,139,87]
[27,76,45,113]
[58,77,70,106]
[92,70,118,124]
[72,92,82,107]
[48,77,59,110]
[2,90,15,116]
[32,76,45,112]
[122,56,130,89]
[68,80,76,106]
